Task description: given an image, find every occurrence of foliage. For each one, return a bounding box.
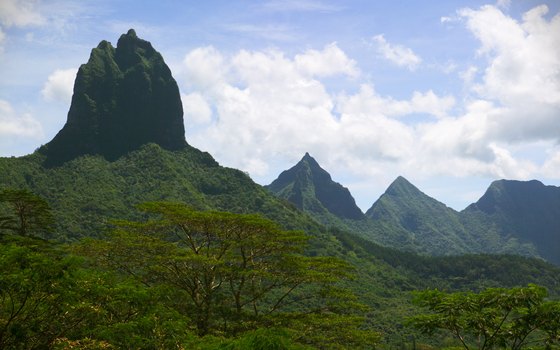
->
[408,284,560,349]
[0,235,92,348]
[0,188,55,237]
[77,203,377,348]
[2,148,560,348]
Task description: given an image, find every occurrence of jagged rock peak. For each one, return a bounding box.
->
[40,29,187,166]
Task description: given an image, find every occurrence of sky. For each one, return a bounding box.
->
[1,0,560,211]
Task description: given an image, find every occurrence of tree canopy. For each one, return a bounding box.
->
[408,284,560,349]
[0,188,54,237]
[77,202,378,348]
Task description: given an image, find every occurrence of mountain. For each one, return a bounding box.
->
[268,157,552,263]
[0,30,315,239]
[40,29,186,166]
[463,179,560,265]
[2,30,560,347]
[365,176,474,255]
[266,153,364,222]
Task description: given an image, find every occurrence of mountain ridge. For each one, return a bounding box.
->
[2,31,560,347]
[269,155,559,265]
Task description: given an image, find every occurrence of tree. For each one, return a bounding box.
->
[408,284,560,350]
[0,236,93,348]
[78,202,378,347]
[0,188,55,237]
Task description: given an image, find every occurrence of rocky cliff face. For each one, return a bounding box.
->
[41,29,186,166]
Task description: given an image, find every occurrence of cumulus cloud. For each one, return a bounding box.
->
[295,43,359,78]
[456,4,560,143]
[0,0,45,27]
[0,0,45,51]
[416,3,560,179]
[41,68,77,104]
[372,34,422,70]
[176,4,560,191]
[461,5,560,106]
[183,46,228,92]
[182,93,212,125]
[180,44,455,178]
[0,27,5,48]
[337,85,454,119]
[0,100,43,138]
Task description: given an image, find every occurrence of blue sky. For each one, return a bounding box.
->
[1,0,559,211]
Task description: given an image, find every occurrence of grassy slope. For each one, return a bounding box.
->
[1,144,559,347]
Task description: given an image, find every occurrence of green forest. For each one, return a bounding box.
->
[1,186,559,349]
[1,29,559,349]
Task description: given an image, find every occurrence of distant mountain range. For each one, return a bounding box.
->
[2,31,559,346]
[267,153,560,265]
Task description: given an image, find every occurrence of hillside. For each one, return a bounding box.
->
[463,179,560,265]
[364,176,474,255]
[269,156,555,264]
[0,145,317,241]
[2,30,559,348]
[266,153,364,222]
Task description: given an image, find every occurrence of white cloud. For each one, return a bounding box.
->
[0,27,5,51]
[183,46,227,92]
[0,100,43,138]
[41,68,77,104]
[461,5,560,106]
[337,85,454,119]
[542,150,560,178]
[0,0,45,27]
[460,65,478,84]
[174,4,560,191]
[0,0,45,52]
[182,93,212,125]
[295,43,359,78]
[410,91,455,119]
[372,34,422,70]
[496,0,511,9]
[457,4,560,145]
[180,45,452,179]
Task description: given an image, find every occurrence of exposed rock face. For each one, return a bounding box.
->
[41,29,186,165]
[267,153,364,220]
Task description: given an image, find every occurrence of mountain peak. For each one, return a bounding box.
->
[267,154,364,220]
[467,179,548,214]
[385,176,420,196]
[301,152,320,167]
[126,28,137,37]
[40,29,186,166]
[465,179,560,265]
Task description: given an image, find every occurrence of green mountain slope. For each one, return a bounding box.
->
[266,153,364,221]
[463,179,560,265]
[365,176,474,255]
[2,30,560,347]
[269,157,549,263]
[0,145,315,240]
